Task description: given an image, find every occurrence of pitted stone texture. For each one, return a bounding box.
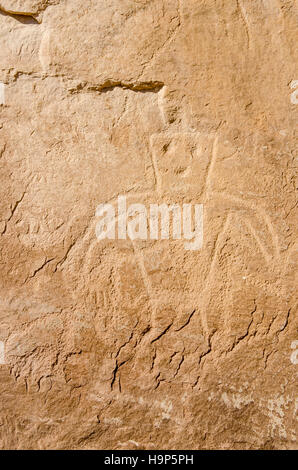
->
[0,0,297,450]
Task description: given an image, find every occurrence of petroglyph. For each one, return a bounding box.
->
[0,0,296,451]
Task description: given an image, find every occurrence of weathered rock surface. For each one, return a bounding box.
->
[0,0,297,449]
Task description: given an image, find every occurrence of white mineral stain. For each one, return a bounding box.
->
[290,341,298,365]
[221,392,253,409]
[103,417,122,426]
[267,396,291,439]
[160,400,173,420]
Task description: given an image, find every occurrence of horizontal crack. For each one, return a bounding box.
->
[0,6,40,23]
[68,80,164,95]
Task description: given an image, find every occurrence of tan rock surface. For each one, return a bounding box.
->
[0,0,297,450]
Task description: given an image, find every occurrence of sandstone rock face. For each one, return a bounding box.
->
[0,0,297,450]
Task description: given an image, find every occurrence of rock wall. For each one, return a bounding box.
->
[0,0,297,449]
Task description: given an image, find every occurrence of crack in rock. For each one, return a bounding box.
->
[0,4,40,23]
[68,80,164,95]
